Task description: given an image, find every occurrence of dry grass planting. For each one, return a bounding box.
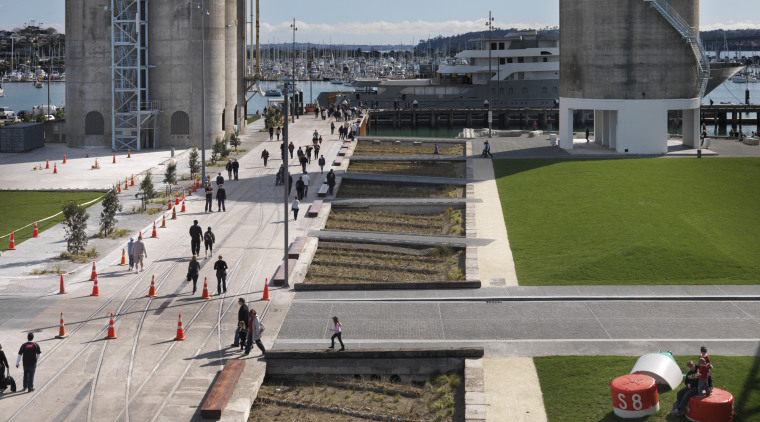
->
[348,160,465,178]
[354,143,464,157]
[326,208,464,236]
[336,180,463,199]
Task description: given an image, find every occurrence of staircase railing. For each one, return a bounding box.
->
[644,0,710,98]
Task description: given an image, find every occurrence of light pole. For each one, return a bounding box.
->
[290,19,297,123]
[282,84,290,287]
[197,2,209,180]
[486,11,494,138]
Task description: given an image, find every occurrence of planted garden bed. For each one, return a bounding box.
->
[336,179,464,199]
[325,207,464,236]
[354,143,464,157]
[347,160,465,179]
[251,371,464,422]
[303,242,465,284]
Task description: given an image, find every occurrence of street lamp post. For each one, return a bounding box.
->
[486,11,494,138]
[290,19,297,123]
[282,82,290,287]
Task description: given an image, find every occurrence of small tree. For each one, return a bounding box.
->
[100,188,122,236]
[229,133,241,151]
[164,160,178,185]
[265,106,282,130]
[62,200,89,255]
[188,147,200,178]
[140,170,156,201]
[211,136,230,163]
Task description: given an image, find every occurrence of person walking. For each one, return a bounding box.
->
[216,172,224,186]
[244,309,266,355]
[314,144,320,160]
[204,182,214,212]
[295,176,305,200]
[232,298,249,347]
[189,220,203,256]
[132,235,147,273]
[434,144,439,155]
[305,145,312,163]
[16,333,41,392]
[216,184,226,212]
[213,255,228,294]
[288,141,295,159]
[330,121,335,135]
[0,343,10,390]
[318,155,326,173]
[261,149,269,167]
[328,316,345,351]
[326,169,336,195]
[302,173,310,197]
[291,197,300,220]
[187,255,200,295]
[204,226,216,258]
[482,140,493,158]
[585,127,590,142]
[127,237,135,271]
[299,154,308,174]
[276,126,281,141]
[232,159,240,180]
[268,126,274,140]
[226,160,233,179]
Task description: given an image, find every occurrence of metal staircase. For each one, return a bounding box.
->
[644,0,710,98]
[111,0,159,150]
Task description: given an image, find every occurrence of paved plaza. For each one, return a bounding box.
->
[0,123,759,421]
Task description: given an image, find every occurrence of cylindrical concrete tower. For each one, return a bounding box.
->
[224,0,237,136]
[65,0,112,147]
[237,0,247,134]
[558,0,704,153]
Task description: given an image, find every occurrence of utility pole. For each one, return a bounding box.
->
[291,19,297,123]
[487,11,494,138]
[282,82,290,287]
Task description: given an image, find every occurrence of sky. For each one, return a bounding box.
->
[1,0,759,45]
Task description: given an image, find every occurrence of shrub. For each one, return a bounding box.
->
[229,132,241,151]
[164,160,178,185]
[99,188,122,236]
[188,147,200,178]
[62,200,90,255]
[140,170,156,201]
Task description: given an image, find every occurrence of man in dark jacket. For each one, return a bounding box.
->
[213,255,228,294]
[232,298,249,347]
[216,184,226,212]
[318,155,326,173]
[16,333,41,392]
[226,160,233,179]
[204,182,214,212]
[326,169,336,195]
[189,220,203,256]
[295,176,305,200]
[232,159,240,180]
[261,149,269,167]
[299,154,308,174]
[216,172,224,186]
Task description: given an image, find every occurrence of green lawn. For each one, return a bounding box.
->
[535,355,760,421]
[0,191,105,251]
[493,158,760,285]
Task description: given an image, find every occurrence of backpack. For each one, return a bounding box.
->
[204,232,214,243]
[0,375,16,393]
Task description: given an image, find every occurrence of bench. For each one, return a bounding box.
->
[272,259,298,286]
[342,141,352,148]
[317,184,330,197]
[200,360,246,419]
[338,147,348,156]
[332,156,343,166]
[288,236,307,259]
[307,200,323,218]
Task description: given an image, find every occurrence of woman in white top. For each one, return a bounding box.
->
[291,198,300,220]
[329,316,345,351]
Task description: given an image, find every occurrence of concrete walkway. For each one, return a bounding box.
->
[484,357,547,422]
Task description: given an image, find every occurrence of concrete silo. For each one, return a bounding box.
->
[559,0,708,153]
[224,0,237,136]
[65,0,112,147]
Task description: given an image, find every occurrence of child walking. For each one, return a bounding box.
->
[329,316,345,351]
[237,321,247,351]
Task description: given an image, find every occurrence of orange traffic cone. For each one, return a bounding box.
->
[55,313,68,338]
[53,163,57,174]
[187,186,192,196]
[182,190,186,201]
[138,231,142,238]
[90,261,98,281]
[127,149,131,158]
[151,221,158,238]
[147,275,156,297]
[161,214,167,228]
[171,206,177,220]
[86,149,89,158]
[167,201,172,211]
[124,181,128,190]
[59,274,66,294]
[46,159,50,169]
[118,183,122,193]
[130,175,135,186]
[120,248,127,265]
[8,232,16,250]
[63,153,67,164]
[262,278,270,301]
[174,314,186,341]
[174,194,179,205]
[201,277,210,299]
[106,312,117,339]
[180,201,186,213]
[32,221,39,238]
[90,276,100,296]
[112,153,116,164]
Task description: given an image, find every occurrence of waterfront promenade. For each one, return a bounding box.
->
[1,124,759,421]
